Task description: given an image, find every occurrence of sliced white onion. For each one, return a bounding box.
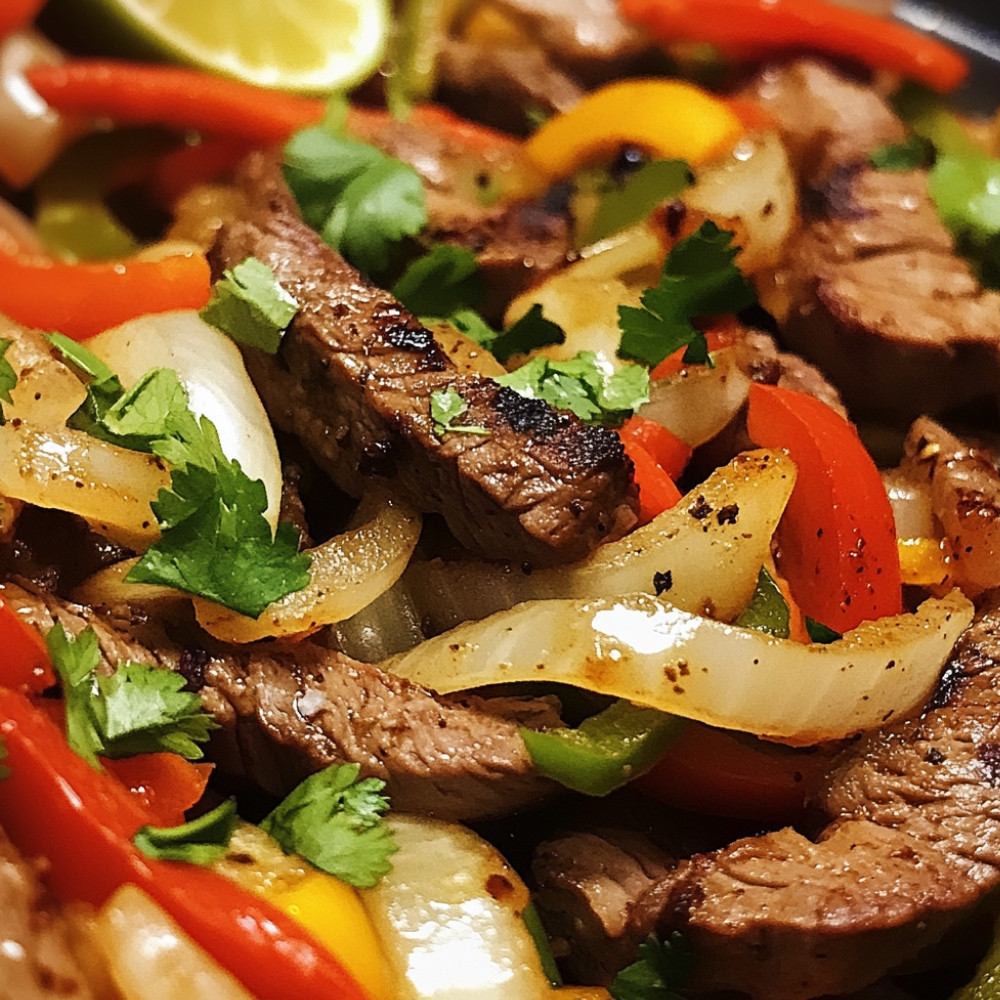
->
[883,467,936,541]
[86,310,282,530]
[683,130,799,275]
[0,29,85,189]
[401,449,795,635]
[193,494,421,642]
[0,421,168,548]
[638,347,751,447]
[359,814,554,1000]
[384,589,973,745]
[94,885,255,1000]
[2,318,86,426]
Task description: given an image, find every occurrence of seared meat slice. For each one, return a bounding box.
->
[776,167,1000,423]
[739,58,906,184]
[4,581,558,821]
[534,596,1000,999]
[346,104,575,314]
[0,825,97,1000]
[209,152,638,565]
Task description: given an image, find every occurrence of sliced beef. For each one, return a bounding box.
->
[534,596,1000,999]
[209,152,637,565]
[776,166,1000,423]
[739,58,907,185]
[3,580,559,821]
[0,825,96,1000]
[346,104,575,315]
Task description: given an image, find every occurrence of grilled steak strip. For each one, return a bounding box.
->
[3,581,558,820]
[534,596,1000,999]
[209,151,638,566]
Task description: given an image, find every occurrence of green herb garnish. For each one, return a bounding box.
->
[617,221,755,368]
[261,763,398,889]
[0,339,15,424]
[200,257,300,354]
[429,385,489,438]
[134,799,238,865]
[610,932,694,1000]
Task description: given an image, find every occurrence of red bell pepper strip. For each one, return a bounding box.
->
[621,439,682,524]
[746,382,902,632]
[103,754,214,828]
[0,248,211,341]
[0,593,55,693]
[0,0,43,39]
[0,688,374,1000]
[26,61,327,147]
[620,415,692,481]
[619,0,968,94]
[649,322,737,381]
[633,720,832,823]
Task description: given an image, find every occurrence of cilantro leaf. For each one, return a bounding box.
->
[200,257,299,354]
[617,221,756,368]
[134,799,238,865]
[610,933,694,1000]
[44,624,218,766]
[391,244,483,318]
[261,763,398,889]
[491,304,566,364]
[45,623,104,767]
[95,662,218,760]
[49,333,126,436]
[0,339,15,424]
[582,159,692,246]
[55,355,311,618]
[284,126,427,278]
[429,386,490,438]
[496,352,650,425]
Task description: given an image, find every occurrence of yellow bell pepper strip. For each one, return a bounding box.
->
[0,247,211,341]
[522,78,744,188]
[619,0,968,95]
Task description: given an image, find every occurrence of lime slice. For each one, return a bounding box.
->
[83,0,390,94]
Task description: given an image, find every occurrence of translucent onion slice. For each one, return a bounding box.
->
[94,885,255,1000]
[0,420,168,548]
[2,319,86,426]
[638,346,751,447]
[86,310,282,530]
[402,450,795,635]
[193,494,422,642]
[359,815,556,1000]
[683,130,798,275]
[384,589,973,744]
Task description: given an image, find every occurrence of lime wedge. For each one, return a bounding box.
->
[82,0,390,94]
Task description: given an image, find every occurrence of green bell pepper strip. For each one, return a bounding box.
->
[521,699,687,797]
[735,565,790,638]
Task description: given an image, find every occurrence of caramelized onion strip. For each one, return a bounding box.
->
[384,590,973,744]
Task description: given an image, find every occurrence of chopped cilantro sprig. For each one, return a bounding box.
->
[261,763,398,889]
[391,244,565,363]
[610,933,694,1000]
[200,257,300,354]
[45,624,218,768]
[284,121,427,278]
[51,337,310,618]
[496,351,649,425]
[134,799,238,865]
[430,386,489,438]
[617,221,755,369]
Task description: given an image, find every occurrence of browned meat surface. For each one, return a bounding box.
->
[900,417,1000,597]
[776,167,1000,423]
[0,825,96,1000]
[533,596,1000,999]
[347,100,575,308]
[739,58,906,184]
[209,152,638,565]
[4,580,559,821]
